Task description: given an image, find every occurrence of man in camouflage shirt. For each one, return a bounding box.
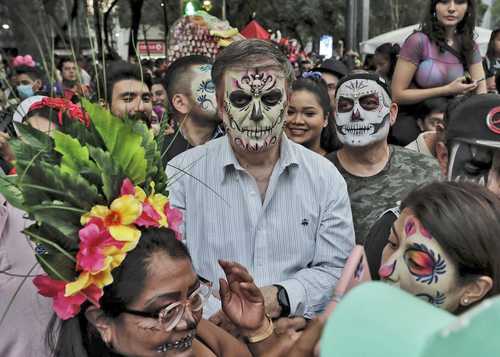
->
[326,72,441,243]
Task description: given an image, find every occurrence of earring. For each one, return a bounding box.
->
[433,11,436,17]
[462,298,470,305]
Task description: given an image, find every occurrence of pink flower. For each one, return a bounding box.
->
[33,275,102,320]
[135,202,161,228]
[77,218,124,273]
[165,202,183,240]
[120,178,135,196]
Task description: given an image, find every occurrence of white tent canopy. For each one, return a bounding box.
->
[360,24,492,56]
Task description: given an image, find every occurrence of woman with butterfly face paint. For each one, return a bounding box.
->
[379,181,500,313]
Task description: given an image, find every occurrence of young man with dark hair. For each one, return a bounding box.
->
[406,96,448,157]
[14,66,44,99]
[161,55,222,162]
[167,40,355,324]
[58,57,91,99]
[104,61,153,125]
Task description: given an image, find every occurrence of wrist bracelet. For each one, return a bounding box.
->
[245,314,274,343]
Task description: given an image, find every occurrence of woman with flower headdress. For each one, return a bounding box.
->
[285,72,341,156]
[0,99,281,356]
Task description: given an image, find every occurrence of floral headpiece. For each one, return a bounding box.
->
[12,55,36,68]
[29,97,90,128]
[0,99,181,320]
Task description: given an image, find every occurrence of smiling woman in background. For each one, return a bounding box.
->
[285,72,340,156]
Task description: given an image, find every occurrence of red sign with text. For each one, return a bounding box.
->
[138,41,165,54]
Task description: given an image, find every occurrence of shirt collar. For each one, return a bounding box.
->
[220,134,299,182]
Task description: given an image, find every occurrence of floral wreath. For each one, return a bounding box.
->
[0,99,182,320]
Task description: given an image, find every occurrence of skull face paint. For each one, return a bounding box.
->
[222,68,287,152]
[379,209,462,311]
[190,64,217,117]
[335,79,391,147]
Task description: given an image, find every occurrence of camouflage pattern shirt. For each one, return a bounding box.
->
[326,145,442,243]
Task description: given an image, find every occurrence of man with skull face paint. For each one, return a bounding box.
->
[162,55,223,163]
[167,40,355,323]
[326,72,441,243]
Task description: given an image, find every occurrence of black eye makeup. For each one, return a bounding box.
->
[359,95,379,110]
[229,90,252,108]
[337,97,354,112]
[261,89,283,106]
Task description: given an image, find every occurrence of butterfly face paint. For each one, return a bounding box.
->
[380,209,462,311]
[190,64,217,117]
[335,78,391,147]
[222,68,287,152]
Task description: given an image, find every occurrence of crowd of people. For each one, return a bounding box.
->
[0,0,500,356]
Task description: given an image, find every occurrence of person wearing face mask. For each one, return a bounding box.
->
[14,65,45,100]
[161,56,223,163]
[326,72,441,244]
[167,40,355,328]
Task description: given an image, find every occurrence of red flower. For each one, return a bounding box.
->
[29,97,90,127]
[33,274,102,320]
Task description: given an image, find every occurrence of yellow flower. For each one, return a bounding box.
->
[81,195,142,243]
[65,270,113,297]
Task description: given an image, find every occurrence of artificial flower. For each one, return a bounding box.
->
[65,269,113,297]
[29,97,90,127]
[165,202,183,240]
[33,274,102,320]
[122,179,169,228]
[81,194,142,244]
[76,218,125,273]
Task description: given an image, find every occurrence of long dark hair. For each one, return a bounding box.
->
[420,0,477,65]
[292,75,341,153]
[374,43,400,80]
[486,28,500,60]
[401,181,500,314]
[47,228,191,357]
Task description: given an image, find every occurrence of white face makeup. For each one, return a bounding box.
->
[190,64,217,117]
[379,209,462,312]
[335,78,391,147]
[222,68,287,152]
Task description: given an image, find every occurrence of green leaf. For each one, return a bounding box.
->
[26,223,78,281]
[82,99,147,184]
[88,146,125,202]
[19,161,103,211]
[0,172,25,210]
[131,120,168,194]
[14,122,54,151]
[53,131,99,176]
[29,201,82,238]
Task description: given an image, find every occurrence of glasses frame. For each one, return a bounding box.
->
[120,279,212,331]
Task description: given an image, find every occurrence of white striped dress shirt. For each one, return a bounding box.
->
[166,135,355,318]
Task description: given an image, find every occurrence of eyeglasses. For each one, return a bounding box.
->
[121,281,212,332]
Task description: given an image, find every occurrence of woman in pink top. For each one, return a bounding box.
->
[392,0,486,105]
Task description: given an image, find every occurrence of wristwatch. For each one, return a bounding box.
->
[274,284,291,317]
